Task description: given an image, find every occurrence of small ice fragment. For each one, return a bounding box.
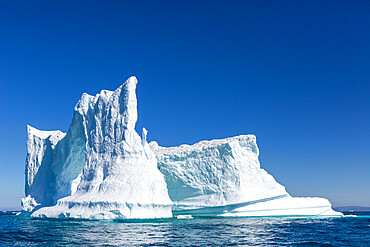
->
[176,215,193,219]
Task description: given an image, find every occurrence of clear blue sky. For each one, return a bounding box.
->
[0,0,369,210]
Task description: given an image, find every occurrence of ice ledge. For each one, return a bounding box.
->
[31,200,173,220]
[27,125,66,147]
[21,195,40,213]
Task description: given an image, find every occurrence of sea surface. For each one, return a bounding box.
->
[0,211,369,246]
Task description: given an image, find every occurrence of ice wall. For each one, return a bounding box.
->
[150,136,342,217]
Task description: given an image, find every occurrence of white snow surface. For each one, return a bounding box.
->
[150,136,342,217]
[23,76,173,219]
[22,76,341,219]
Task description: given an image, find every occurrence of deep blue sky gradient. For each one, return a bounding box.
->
[0,0,369,209]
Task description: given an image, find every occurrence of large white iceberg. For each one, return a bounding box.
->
[22,76,342,219]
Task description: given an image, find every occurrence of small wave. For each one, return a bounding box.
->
[0,211,19,216]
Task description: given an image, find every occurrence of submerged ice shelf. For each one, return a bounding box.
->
[22,76,342,219]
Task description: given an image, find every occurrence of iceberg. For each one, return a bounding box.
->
[22,76,342,219]
[150,136,342,217]
[22,77,173,219]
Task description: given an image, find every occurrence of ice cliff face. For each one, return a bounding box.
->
[25,126,66,197]
[22,76,341,219]
[150,136,342,217]
[22,77,173,219]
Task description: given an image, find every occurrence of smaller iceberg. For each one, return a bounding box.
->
[150,135,342,217]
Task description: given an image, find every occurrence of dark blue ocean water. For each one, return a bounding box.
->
[0,212,369,246]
